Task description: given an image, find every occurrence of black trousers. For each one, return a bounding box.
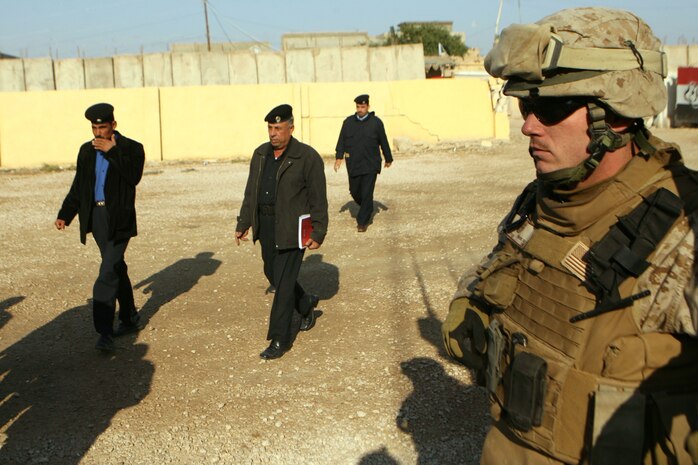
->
[91,206,137,336]
[349,172,378,226]
[259,213,314,344]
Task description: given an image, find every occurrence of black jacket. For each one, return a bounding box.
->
[237,137,328,249]
[57,131,145,244]
[335,112,393,176]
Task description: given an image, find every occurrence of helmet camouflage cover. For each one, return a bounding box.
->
[485,7,667,118]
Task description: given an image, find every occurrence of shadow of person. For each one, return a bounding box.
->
[358,446,400,464]
[0,302,154,464]
[397,357,489,465]
[338,200,388,222]
[370,200,389,223]
[298,254,339,301]
[339,201,360,218]
[409,251,451,360]
[133,251,222,324]
[0,296,24,332]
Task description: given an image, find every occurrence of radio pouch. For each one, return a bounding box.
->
[504,351,547,432]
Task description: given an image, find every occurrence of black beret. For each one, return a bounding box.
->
[264,104,293,123]
[354,94,369,104]
[85,103,114,123]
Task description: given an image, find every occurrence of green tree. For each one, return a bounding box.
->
[388,23,468,56]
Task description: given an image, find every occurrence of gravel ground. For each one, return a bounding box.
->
[0,126,696,465]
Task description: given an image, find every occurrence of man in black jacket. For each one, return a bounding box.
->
[334,94,393,232]
[235,104,329,360]
[55,103,145,352]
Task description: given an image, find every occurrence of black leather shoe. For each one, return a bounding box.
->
[113,313,141,337]
[265,285,276,295]
[300,295,319,332]
[95,334,114,352]
[260,340,291,360]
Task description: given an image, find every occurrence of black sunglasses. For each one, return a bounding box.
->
[518,98,588,125]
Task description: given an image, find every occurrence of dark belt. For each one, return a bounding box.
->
[94,200,106,207]
[259,204,275,216]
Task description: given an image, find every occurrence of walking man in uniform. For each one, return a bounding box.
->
[235,104,328,360]
[55,103,145,352]
[334,94,393,232]
[442,8,698,464]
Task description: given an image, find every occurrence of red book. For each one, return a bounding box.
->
[298,214,312,248]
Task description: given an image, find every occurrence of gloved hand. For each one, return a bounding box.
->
[442,298,489,370]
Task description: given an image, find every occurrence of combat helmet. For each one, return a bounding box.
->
[485,7,668,186]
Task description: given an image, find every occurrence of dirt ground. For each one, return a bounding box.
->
[1,125,697,465]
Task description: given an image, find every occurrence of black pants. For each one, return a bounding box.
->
[91,206,137,336]
[259,213,314,344]
[349,173,377,226]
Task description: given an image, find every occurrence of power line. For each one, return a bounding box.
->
[205,1,277,50]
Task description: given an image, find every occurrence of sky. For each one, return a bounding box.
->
[0,0,696,60]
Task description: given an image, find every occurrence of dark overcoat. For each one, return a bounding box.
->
[334,112,393,176]
[236,137,328,249]
[57,131,145,244]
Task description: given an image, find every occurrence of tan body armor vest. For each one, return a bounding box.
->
[458,137,698,463]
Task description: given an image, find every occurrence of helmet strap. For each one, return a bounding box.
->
[538,102,637,189]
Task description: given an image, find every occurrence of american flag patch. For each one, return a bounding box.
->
[562,241,589,281]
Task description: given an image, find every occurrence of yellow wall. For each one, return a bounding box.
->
[0,79,504,168]
[0,88,161,168]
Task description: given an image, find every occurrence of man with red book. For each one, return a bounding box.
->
[235,104,329,360]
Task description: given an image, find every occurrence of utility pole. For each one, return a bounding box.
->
[203,0,212,51]
[494,0,504,46]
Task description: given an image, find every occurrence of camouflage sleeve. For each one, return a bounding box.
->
[633,213,698,336]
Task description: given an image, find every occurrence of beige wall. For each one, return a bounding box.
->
[0,79,505,168]
[0,88,161,168]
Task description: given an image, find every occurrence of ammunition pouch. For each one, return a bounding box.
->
[485,319,506,394]
[591,384,646,465]
[504,351,548,432]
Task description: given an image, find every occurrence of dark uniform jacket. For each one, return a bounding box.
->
[237,137,328,249]
[335,112,393,176]
[57,131,145,244]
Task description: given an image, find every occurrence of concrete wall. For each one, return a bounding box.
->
[282,32,370,50]
[342,47,370,82]
[24,58,54,91]
[114,55,144,88]
[0,59,25,91]
[286,49,315,83]
[143,53,173,87]
[664,44,698,75]
[0,78,505,168]
[84,58,114,89]
[171,53,201,87]
[200,52,230,86]
[229,52,258,84]
[0,44,425,92]
[256,52,286,84]
[55,58,85,90]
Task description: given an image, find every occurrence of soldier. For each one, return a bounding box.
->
[55,103,145,352]
[442,7,698,464]
[334,94,393,232]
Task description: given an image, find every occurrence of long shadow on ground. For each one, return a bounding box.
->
[0,251,222,464]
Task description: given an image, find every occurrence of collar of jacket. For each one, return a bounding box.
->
[355,111,375,121]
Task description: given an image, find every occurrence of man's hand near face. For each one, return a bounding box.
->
[92,135,116,152]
